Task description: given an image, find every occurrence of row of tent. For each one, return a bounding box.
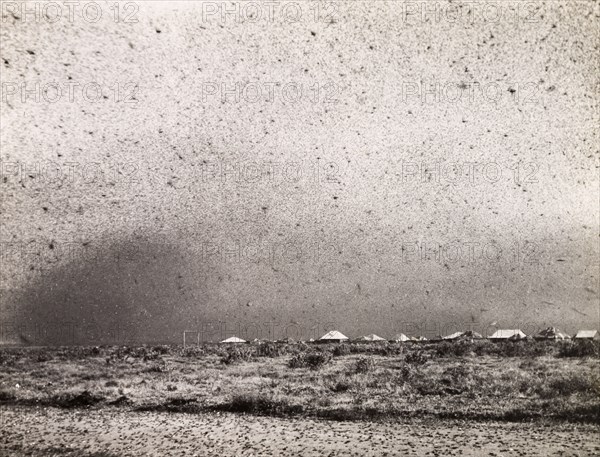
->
[221,328,599,343]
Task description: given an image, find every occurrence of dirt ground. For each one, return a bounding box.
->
[1,406,599,457]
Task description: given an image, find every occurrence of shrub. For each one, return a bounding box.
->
[505,341,554,357]
[36,352,53,362]
[108,395,131,406]
[0,351,18,366]
[0,390,16,401]
[256,342,286,358]
[330,380,351,392]
[405,350,429,365]
[219,393,304,416]
[354,356,375,373]
[317,396,333,407]
[474,341,556,357]
[474,340,501,356]
[152,345,171,355]
[332,344,351,357]
[51,390,104,408]
[107,346,165,361]
[376,344,404,356]
[543,373,600,397]
[288,352,332,370]
[558,340,600,358]
[56,347,100,359]
[220,346,255,365]
[435,341,474,357]
[179,346,206,358]
[398,363,416,382]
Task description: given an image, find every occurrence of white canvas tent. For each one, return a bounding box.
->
[461,330,484,340]
[574,330,599,340]
[319,330,349,342]
[391,333,412,342]
[221,336,246,343]
[355,334,386,342]
[250,338,268,344]
[443,331,484,341]
[488,329,527,340]
[442,331,464,340]
[534,327,570,340]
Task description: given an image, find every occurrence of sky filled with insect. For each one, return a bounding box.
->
[1,1,598,343]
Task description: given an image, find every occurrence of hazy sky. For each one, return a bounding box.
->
[1,1,598,344]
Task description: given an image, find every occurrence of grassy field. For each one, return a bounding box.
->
[1,340,599,424]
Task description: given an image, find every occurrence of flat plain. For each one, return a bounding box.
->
[2,407,599,457]
[1,341,598,456]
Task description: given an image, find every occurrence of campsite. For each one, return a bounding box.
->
[1,334,599,456]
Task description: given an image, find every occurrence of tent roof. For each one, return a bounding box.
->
[320,330,349,340]
[357,334,385,341]
[489,329,526,339]
[574,330,598,339]
[442,332,464,340]
[391,333,412,342]
[443,331,484,340]
[535,327,569,339]
[221,336,246,343]
[462,330,483,339]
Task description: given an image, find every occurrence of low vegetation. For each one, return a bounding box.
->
[288,352,332,370]
[0,340,598,424]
